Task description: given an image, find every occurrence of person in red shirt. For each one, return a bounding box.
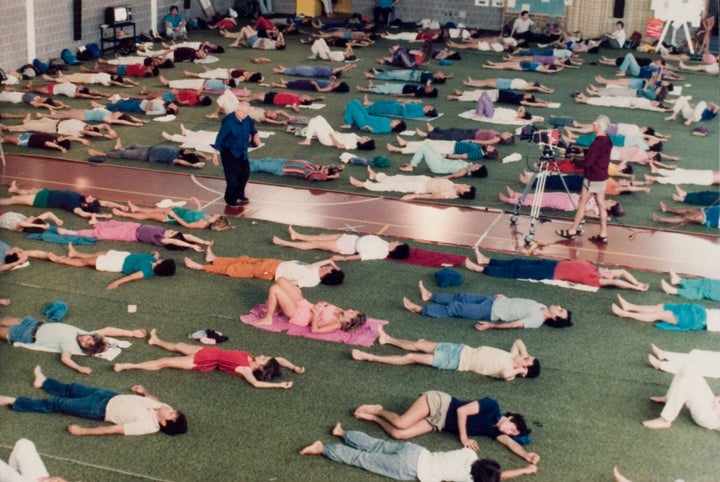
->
[556,115,612,243]
[113,329,304,389]
[465,248,649,291]
[241,91,324,112]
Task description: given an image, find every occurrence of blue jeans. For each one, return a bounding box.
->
[422,292,495,320]
[323,430,422,480]
[618,54,641,76]
[12,378,116,420]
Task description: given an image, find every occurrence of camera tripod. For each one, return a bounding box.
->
[509,142,583,244]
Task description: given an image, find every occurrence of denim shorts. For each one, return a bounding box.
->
[432,342,462,370]
[7,316,43,344]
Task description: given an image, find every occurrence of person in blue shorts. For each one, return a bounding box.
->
[352,327,539,381]
[652,204,719,228]
[661,269,720,302]
[611,294,720,332]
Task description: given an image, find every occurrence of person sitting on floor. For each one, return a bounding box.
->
[402,280,572,330]
[254,277,366,330]
[114,329,304,390]
[352,327,540,381]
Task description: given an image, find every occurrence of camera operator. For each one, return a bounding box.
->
[555,115,612,244]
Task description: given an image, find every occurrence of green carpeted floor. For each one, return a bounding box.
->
[1,23,719,482]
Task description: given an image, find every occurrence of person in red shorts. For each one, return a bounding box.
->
[241,91,324,112]
[113,329,304,389]
[465,248,649,291]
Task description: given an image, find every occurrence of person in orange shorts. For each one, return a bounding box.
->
[183,245,343,287]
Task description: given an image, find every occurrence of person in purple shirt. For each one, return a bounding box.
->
[556,115,612,243]
[56,220,212,251]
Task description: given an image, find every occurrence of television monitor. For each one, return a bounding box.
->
[105,6,132,25]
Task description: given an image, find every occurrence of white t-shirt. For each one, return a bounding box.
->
[57,119,87,137]
[416,447,477,482]
[706,309,720,332]
[104,395,166,436]
[275,261,321,288]
[91,73,113,86]
[356,235,390,260]
[54,82,77,97]
[513,17,534,34]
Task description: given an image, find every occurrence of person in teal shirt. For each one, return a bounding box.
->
[30,244,176,289]
[363,99,438,119]
[342,99,406,134]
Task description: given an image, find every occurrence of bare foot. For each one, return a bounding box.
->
[616,294,630,311]
[659,201,667,212]
[669,268,681,285]
[353,404,383,419]
[643,417,671,429]
[0,395,16,406]
[184,257,204,270]
[331,422,344,437]
[33,365,46,389]
[610,303,625,317]
[88,148,104,157]
[132,329,146,338]
[272,236,290,247]
[8,180,20,194]
[67,242,78,258]
[418,280,432,301]
[464,258,485,273]
[660,278,676,295]
[649,396,667,404]
[349,176,365,188]
[351,349,369,361]
[648,354,662,370]
[0,298,9,306]
[288,225,299,240]
[114,363,129,372]
[402,297,422,314]
[299,441,324,455]
[473,246,490,265]
[255,316,274,326]
[366,165,377,181]
[127,200,139,212]
[147,328,160,345]
[298,140,311,146]
[650,343,666,361]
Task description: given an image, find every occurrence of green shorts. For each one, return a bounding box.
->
[32,189,51,208]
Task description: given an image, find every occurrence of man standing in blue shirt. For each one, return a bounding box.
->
[213,102,259,207]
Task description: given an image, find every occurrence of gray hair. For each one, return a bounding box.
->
[595,115,610,133]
